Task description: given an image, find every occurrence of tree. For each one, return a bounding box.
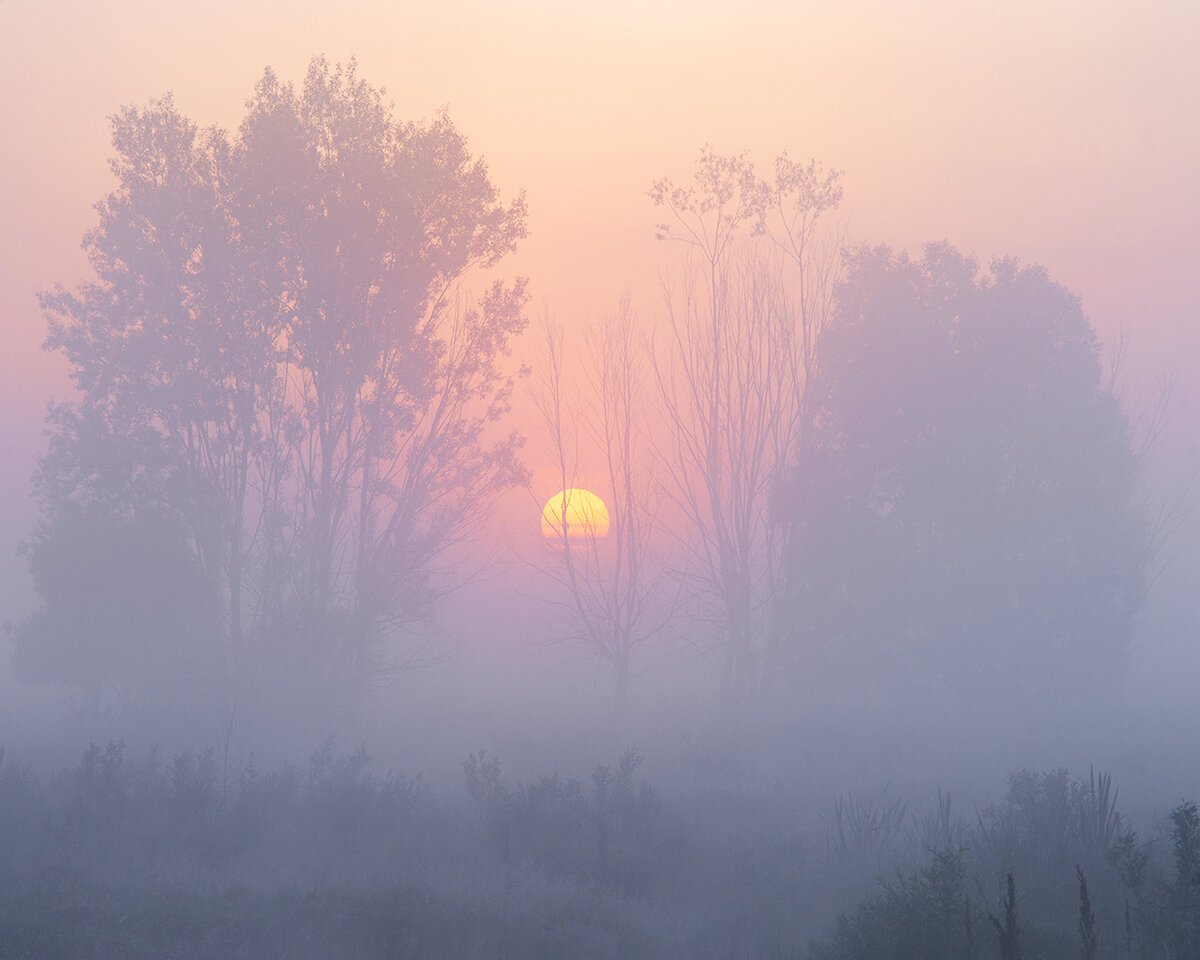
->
[786,243,1149,707]
[532,300,676,706]
[19,57,528,711]
[13,503,212,711]
[649,147,842,709]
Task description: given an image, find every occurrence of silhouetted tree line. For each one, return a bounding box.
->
[14,56,1151,713]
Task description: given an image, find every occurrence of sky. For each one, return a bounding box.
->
[1,0,1198,629]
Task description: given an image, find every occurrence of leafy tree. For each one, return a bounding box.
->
[234,62,527,692]
[787,243,1149,708]
[19,57,528,709]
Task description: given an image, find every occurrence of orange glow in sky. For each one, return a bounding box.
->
[0,0,1197,614]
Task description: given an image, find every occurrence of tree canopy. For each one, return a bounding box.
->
[786,243,1149,707]
[17,57,529,713]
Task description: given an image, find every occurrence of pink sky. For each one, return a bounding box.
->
[1,0,1197,617]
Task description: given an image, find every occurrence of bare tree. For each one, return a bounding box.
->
[648,147,841,709]
[532,301,676,706]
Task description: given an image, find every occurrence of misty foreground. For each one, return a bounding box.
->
[1,740,1197,960]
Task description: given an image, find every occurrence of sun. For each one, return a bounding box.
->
[541,489,610,540]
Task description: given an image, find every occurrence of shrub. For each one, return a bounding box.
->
[809,846,968,960]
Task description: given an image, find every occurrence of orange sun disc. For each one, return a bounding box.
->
[541,488,610,539]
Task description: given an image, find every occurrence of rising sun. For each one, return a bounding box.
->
[541,489,610,539]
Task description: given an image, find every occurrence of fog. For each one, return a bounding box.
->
[2,3,1200,958]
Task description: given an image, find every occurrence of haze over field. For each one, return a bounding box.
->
[0,0,1197,753]
[1,3,1199,957]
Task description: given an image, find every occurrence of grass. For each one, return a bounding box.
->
[0,740,1195,960]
